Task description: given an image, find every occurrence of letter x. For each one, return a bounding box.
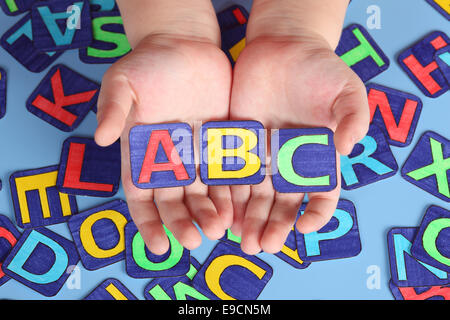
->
[407,138,450,198]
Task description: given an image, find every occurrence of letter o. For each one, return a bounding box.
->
[79,210,128,259]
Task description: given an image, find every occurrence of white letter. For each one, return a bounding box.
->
[366,5,381,30]
[366,265,381,290]
[66,265,81,290]
[66,5,81,30]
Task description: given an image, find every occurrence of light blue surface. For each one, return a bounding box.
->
[0,0,448,300]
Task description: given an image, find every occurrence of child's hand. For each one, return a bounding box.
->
[229,0,369,255]
[94,1,233,255]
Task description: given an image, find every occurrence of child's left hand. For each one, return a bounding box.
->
[229,34,369,255]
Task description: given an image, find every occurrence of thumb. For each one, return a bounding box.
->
[94,64,135,147]
[333,79,370,155]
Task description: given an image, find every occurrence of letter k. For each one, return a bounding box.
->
[32,68,97,127]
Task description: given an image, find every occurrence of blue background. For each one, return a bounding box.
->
[0,0,449,300]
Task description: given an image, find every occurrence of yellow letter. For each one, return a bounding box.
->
[204,255,267,300]
[105,283,128,300]
[14,170,72,225]
[79,210,128,259]
[280,228,305,265]
[207,128,261,179]
[229,38,246,62]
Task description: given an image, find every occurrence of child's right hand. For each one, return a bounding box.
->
[94,34,234,255]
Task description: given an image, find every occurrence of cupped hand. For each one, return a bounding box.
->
[229,34,370,255]
[95,35,234,254]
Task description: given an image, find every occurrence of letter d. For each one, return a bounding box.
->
[6,230,69,284]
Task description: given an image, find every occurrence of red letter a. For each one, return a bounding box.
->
[138,130,189,184]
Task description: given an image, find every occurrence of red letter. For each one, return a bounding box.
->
[138,130,189,184]
[232,8,247,25]
[368,88,418,144]
[32,69,97,126]
[63,142,114,192]
[402,35,448,96]
[0,227,18,279]
[398,286,450,300]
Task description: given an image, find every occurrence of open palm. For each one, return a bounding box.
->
[229,36,369,255]
[95,36,233,254]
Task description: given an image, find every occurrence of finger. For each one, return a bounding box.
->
[209,185,234,230]
[119,131,168,254]
[240,178,275,255]
[95,64,136,147]
[296,161,341,234]
[333,79,370,155]
[184,180,226,240]
[127,198,169,255]
[230,185,251,237]
[154,187,202,250]
[260,192,304,254]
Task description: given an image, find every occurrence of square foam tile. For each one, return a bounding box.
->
[56,137,121,197]
[389,280,450,300]
[84,278,137,300]
[341,124,398,190]
[2,227,80,297]
[31,0,92,51]
[335,24,390,82]
[0,67,5,119]
[144,258,209,300]
[367,83,422,147]
[79,11,131,64]
[401,131,450,202]
[296,199,361,262]
[411,206,450,272]
[387,227,448,287]
[272,127,337,193]
[129,123,196,189]
[125,222,190,279]
[26,64,99,132]
[398,31,449,98]
[191,242,273,300]
[200,121,265,186]
[9,165,78,229]
[0,215,21,286]
[0,13,63,73]
[217,5,249,31]
[68,200,131,270]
